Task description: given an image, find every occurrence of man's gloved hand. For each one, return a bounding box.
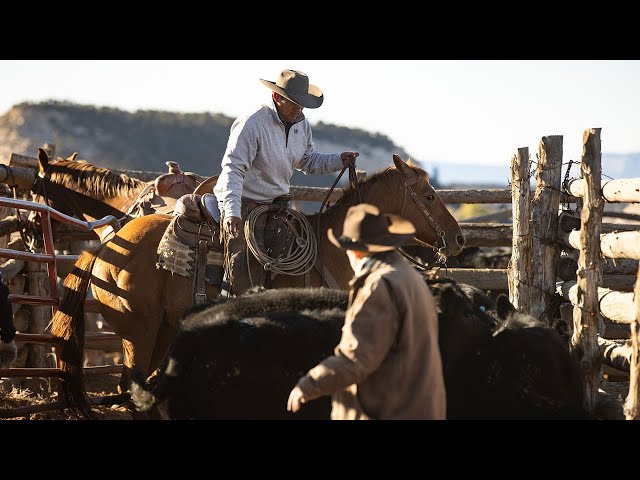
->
[341,151,360,168]
[223,216,243,237]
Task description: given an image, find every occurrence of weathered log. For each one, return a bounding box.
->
[531,135,563,322]
[600,231,640,260]
[557,256,578,281]
[624,272,640,419]
[602,258,639,276]
[508,147,532,312]
[571,128,604,413]
[563,230,640,260]
[0,258,25,283]
[7,153,38,169]
[559,211,640,233]
[603,319,630,339]
[602,210,640,222]
[431,268,507,291]
[458,208,512,223]
[24,259,54,394]
[459,223,512,247]
[0,165,37,189]
[566,177,640,203]
[560,281,634,324]
[288,186,522,204]
[599,337,631,373]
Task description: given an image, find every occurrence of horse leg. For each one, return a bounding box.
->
[117,338,135,395]
[118,336,160,420]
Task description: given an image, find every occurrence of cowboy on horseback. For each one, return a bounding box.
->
[213,68,360,295]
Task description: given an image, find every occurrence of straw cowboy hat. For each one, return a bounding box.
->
[260,69,324,109]
[327,203,416,253]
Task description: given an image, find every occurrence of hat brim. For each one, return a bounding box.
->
[260,79,324,109]
[327,228,413,253]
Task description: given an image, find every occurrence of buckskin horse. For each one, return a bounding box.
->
[49,154,465,418]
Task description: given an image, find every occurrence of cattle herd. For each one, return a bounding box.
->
[129,277,589,420]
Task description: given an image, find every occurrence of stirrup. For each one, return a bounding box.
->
[200,193,220,225]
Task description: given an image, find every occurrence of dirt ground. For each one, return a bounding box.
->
[0,373,631,420]
[0,372,133,420]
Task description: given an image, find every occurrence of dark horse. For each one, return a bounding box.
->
[49,154,466,418]
[1,148,204,242]
[130,279,588,420]
[0,279,17,369]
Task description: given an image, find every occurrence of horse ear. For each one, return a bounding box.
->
[67,152,78,161]
[496,294,515,319]
[37,148,49,176]
[392,154,415,180]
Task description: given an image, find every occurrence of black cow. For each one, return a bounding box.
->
[130,279,588,420]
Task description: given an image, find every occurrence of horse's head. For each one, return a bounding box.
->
[32,148,145,226]
[390,154,465,257]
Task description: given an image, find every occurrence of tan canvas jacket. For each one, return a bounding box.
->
[296,250,446,420]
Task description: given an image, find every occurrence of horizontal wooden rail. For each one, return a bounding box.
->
[563,230,640,260]
[558,281,636,324]
[0,364,122,378]
[14,331,119,346]
[0,401,66,419]
[566,177,640,203]
[433,268,507,290]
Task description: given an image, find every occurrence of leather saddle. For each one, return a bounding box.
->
[127,161,205,219]
[172,193,223,304]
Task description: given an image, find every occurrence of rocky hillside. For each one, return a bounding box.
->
[0,101,412,188]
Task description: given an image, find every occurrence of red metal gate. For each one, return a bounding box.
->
[0,197,123,418]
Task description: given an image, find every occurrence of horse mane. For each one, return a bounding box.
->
[331,159,427,210]
[47,159,146,199]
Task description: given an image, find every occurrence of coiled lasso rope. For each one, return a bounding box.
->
[244,205,317,281]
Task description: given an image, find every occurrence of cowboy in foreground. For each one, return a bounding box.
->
[213,68,359,295]
[287,203,446,420]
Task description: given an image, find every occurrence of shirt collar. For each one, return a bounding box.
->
[268,97,305,125]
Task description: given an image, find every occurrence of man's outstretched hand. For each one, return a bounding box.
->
[341,151,360,168]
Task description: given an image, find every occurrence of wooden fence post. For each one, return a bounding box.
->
[624,271,640,419]
[531,135,563,322]
[571,128,604,413]
[508,147,532,312]
[24,261,54,393]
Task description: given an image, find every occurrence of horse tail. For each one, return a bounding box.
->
[49,245,104,419]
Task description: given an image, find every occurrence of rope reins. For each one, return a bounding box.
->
[313,164,362,286]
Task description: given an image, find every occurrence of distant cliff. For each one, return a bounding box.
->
[0,101,412,188]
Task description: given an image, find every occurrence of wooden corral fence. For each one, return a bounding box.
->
[0,196,124,418]
[4,136,639,420]
[553,128,639,419]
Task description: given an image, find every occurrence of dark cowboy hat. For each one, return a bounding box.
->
[327,203,416,253]
[259,69,324,109]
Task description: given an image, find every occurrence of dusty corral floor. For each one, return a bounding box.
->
[0,374,631,420]
[0,373,132,420]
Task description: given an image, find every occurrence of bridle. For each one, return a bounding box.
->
[315,164,450,280]
[393,166,448,256]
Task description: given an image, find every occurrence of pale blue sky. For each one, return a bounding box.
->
[1,60,638,166]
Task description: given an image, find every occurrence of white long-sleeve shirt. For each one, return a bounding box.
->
[214,99,344,219]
